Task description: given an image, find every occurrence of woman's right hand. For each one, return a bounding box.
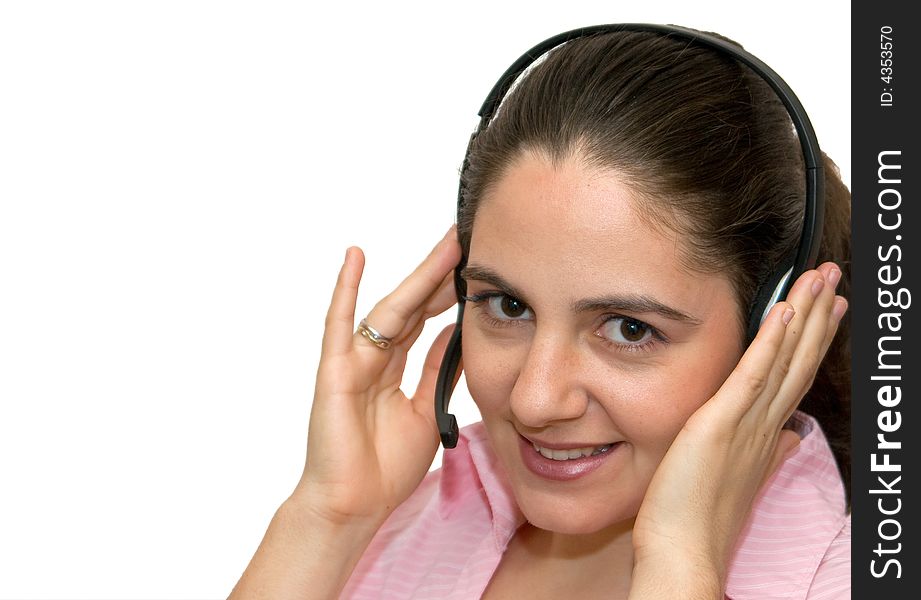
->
[228,227,462,600]
[291,225,462,529]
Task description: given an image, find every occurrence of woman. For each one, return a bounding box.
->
[230,26,850,599]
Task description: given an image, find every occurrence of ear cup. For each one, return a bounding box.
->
[747,265,795,344]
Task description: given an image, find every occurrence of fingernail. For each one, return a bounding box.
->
[443,224,457,240]
[782,307,795,325]
[811,275,825,298]
[827,268,841,289]
[832,297,848,321]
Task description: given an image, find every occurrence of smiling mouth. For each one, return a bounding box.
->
[529,442,616,461]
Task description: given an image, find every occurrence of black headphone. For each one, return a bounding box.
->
[435,23,825,449]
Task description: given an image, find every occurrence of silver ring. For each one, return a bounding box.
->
[356,318,394,350]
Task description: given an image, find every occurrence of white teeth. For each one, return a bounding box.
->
[531,442,615,461]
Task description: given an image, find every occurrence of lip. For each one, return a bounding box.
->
[518,434,623,482]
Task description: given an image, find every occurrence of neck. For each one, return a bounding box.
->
[527,517,634,556]
[510,518,637,595]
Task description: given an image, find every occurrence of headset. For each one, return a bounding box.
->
[434,23,825,449]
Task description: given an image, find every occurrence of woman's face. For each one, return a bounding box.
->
[461,150,745,535]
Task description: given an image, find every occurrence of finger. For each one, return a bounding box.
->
[411,324,460,416]
[424,268,462,319]
[811,265,847,381]
[824,296,848,355]
[810,296,847,389]
[395,269,460,351]
[357,225,460,349]
[791,296,847,408]
[781,262,840,347]
[773,267,826,368]
[746,265,831,420]
[377,270,460,385]
[322,247,365,357]
[816,262,848,358]
[713,300,793,422]
[768,265,840,423]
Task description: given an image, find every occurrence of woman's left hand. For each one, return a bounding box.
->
[629,261,847,598]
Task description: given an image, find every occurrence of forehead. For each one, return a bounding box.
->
[469,151,693,298]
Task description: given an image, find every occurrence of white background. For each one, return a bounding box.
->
[0,1,849,598]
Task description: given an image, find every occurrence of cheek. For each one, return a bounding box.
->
[603,377,693,453]
[608,347,741,450]
[461,324,516,417]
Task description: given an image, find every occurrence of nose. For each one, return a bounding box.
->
[508,329,590,429]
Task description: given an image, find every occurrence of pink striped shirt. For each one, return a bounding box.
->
[342,412,850,599]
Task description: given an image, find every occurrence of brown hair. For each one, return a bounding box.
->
[456,30,851,500]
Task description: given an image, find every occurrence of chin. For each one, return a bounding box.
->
[516,490,641,536]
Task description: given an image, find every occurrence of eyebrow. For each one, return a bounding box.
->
[460,264,703,326]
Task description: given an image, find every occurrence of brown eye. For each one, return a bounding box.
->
[500,296,527,318]
[620,319,647,342]
[599,317,654,345]
[485,295,532,321]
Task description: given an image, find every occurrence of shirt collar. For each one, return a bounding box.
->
[725,412,848,599]
[438,422,525,552]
